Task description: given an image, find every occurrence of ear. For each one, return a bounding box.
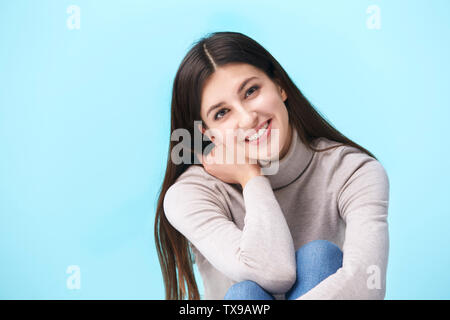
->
[280,87,287,102]
[197,122,205,134]
[197,122,215,142]
[274,79,288,102]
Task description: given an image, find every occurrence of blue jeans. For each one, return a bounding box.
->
[223,240,343,300]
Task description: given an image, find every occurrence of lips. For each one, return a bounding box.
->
[245,119,271,141]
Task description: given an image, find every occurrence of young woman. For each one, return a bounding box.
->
[154,31,390,300]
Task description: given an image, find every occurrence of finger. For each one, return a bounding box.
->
[202,153,214,165]
[200,153,207,165]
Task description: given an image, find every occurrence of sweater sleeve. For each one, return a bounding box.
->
[163,174,296,294]
[297,158,390,300]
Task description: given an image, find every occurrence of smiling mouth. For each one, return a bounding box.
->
[245,119,272,143]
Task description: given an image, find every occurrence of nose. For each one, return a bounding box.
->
[237,107,258,130]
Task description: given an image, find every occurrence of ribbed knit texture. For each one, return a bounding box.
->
[163,128,390,300]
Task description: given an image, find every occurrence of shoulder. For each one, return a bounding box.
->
[167,164,228,195]
[312,137,388,178]
[163,165,231,220]
[311,137,389,199]
[172,164,215,185]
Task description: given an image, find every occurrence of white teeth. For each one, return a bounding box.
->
[247,120,269,141]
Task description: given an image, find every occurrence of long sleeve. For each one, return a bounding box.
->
[297,158,390,300]
[163,174,297,294]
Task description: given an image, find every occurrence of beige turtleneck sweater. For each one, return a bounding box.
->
[163,128,390,300]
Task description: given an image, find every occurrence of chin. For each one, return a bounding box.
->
[243,126,285,162]
[248,145,282,163]
[248,140,281,162]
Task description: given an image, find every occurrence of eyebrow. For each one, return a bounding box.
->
[206,76,259,118]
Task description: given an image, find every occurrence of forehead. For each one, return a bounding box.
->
[201,63,267,114]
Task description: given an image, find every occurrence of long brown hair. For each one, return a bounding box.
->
[154,31,377,300]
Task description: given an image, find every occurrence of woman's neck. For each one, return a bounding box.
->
[257,125,315,189]
[278,124,293,161]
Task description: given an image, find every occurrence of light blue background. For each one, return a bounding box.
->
[1,0,449,299]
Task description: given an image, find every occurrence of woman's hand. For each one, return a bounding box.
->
[199,142,262,188]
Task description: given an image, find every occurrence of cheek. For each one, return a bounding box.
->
[212,129,234,146]
[255,91,284,113]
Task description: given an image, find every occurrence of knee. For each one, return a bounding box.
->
[227,280,260,293]
[296,240,343,262]
[286,241,343,299]
[224,280,263,299]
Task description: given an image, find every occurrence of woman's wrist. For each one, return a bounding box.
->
[240,167,263,189]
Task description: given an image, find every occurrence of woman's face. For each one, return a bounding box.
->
[199,63,292,163]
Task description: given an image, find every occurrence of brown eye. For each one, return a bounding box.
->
[213,85,259,121]
[214,108,228,120]
[245,85,259,98]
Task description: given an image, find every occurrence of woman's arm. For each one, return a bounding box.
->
[297,158,390,300]
[163,173,297,294]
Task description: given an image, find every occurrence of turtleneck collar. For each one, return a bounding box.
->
[257,126,315,190]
